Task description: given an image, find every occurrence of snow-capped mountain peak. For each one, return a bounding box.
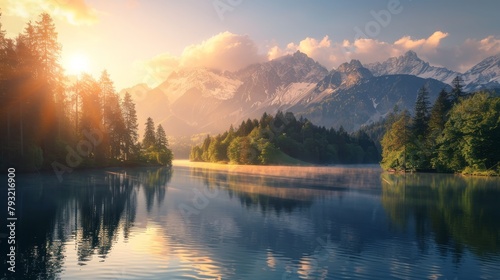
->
[463,54,500,90]
[130,50,499,137]
[366,50,459,85]
[233,51,328,104]
[467,54,500,73]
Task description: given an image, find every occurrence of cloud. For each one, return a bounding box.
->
[267,45,284,61]
[347,38,398,64]
[267,36,346,69]
[342,33,447,65]
[135,53,180,87]
[1,0,99,25]
[137,32,266,87]
[139,31,500,87]
[394,31,448,51]
[432,36,500,72]
[266,35,400,69]
[180,31,266,71]
[269,31,500,72]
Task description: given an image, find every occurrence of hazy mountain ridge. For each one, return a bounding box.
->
[123,51,500,137]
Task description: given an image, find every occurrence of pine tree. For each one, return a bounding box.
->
[15,22,38,85]
[412,86,430,138]
[143,117,156,149]
[156,124,167,150]
[122,92,138,159]
[33,13,62,157]
[78,74,107,163]
[34,13,61,83]
[428,88,451,141]
[106,94,125,159]
[99,71,125,159]
[99,70,114,122]
[79,74,102,132]
[153,123,172,165]
[451,75,465,102]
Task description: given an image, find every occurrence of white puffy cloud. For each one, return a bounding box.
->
[179,31,266,71]
[267,45,284,61]
[1,0,99,25]
[394,31,448,51]
[347,38,398,64]
[342,32,450,65]
[267,36,347,69]
[137,32,266,86]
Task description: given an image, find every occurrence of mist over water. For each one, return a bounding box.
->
[2,162,500,279]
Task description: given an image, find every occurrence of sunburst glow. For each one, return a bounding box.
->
[64,52,90,76]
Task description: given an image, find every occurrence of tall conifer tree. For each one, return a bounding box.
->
[143,117,156,149]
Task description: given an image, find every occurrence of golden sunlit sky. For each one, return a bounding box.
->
[2,0,499,91]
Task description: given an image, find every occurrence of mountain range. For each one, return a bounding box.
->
[120,51,500,137]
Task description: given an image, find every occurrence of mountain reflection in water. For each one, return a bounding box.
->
[2,164,499,279]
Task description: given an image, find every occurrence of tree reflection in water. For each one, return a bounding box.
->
[0,167,172,280]
[4,166,500,279]
[188,167,338,215]
[381,173,500,262]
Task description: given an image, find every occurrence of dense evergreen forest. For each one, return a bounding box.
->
[380,77,500,175]
[190,111,380,165]
[0,13,172,173]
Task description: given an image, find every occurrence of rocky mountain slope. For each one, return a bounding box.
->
[121,51,499,137]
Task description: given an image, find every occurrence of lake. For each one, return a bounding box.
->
[2,161,500,279]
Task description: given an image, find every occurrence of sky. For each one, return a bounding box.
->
[1,0,499,90]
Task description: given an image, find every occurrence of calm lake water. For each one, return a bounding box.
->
[2,161,500,279]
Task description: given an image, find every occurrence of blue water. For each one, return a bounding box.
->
[1,162,499,279]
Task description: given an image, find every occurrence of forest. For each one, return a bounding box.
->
[380,77,500,175]
[190,111,380,165]
[3,13,498,174]
[0,13,172,172]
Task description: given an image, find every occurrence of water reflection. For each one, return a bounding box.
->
[182,166,391,278]
[0,167,172,280]
[381,173,500,259]
[189,165,381,215]
[182,167,500,279]
[2,165,500,279]
[137,168,172,212]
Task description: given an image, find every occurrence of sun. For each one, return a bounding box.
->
[64,52,91,76]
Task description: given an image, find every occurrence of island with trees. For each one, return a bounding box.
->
[190,111,380,165]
